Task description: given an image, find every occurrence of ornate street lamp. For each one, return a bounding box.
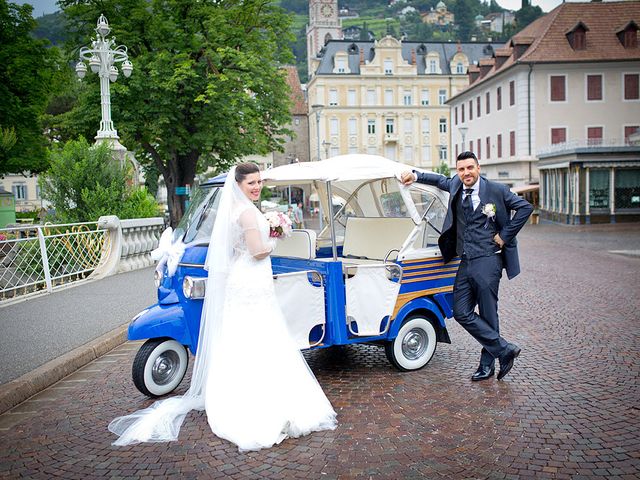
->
[311,104,324,162]
[75,14,133,141]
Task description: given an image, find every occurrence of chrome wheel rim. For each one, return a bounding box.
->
[152,350,180,385]
[402,328,428,360]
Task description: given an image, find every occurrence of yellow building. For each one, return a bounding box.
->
[306,36,500,169]
[421,1,455,27]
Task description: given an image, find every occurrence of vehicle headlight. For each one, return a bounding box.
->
[183,276,207,299]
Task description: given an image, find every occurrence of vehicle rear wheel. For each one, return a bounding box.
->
[132,338,189,397]
[385,316,437,371]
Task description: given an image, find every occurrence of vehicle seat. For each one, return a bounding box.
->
[272,229,317,259]
[342,217,415,261]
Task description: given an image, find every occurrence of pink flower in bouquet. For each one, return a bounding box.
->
[264,211,293,239]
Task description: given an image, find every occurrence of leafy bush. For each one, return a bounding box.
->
[39,137,160,222]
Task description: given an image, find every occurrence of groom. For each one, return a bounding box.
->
[401,151,532,381]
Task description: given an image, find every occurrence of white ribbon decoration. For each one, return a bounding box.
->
[151,227,186,277]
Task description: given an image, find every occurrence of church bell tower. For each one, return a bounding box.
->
[306,0,342,78]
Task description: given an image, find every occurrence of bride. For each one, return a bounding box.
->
[109,162,337,451]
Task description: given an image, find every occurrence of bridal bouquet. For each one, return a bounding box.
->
[264,211,293,239]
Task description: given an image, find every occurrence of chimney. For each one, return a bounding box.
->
[360,48,365,65]
[411,48,416,65]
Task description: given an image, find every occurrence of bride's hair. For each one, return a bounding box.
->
[235,162,259,182]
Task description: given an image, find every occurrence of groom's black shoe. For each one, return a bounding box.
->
[471,365,495,382]
[497,344,521,380]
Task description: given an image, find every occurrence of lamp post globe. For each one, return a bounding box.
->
[76,14,133,141]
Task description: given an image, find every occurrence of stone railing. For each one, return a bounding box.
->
[91,216,165,279]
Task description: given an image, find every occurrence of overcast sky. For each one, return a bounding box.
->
[17,0,577,18]
[498,0,565,12]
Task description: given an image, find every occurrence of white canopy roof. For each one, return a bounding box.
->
[262,154,416,186]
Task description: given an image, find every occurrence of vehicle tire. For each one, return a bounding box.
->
[385,316,437,371]
[132,338,189,397]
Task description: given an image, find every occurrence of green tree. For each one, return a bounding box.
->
[0,1,64,174]
[39,137,159,222]
[452,0,476,42]
[58,0,295,226]
[516,5,543,31]
[434,161,450,177]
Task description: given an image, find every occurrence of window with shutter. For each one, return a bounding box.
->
[476,96,481,117]
[551,127,566,144]
[509,81,515,106]
[497,87,502,110]
[497,134,502,158]
[486,137,490,158]
[624,29,637,48]
[477,138,481,160]
[486,92,490,114]
[510,131,515,156]
[469,100,473,120]
[587,127,603,145]
[550,76,566,102]
[454,107,458,125]
[587,75,602,101]
[461,104,465,123]
[625,126,639,143]
[624,74,639,100]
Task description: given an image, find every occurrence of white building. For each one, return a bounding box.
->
[447,1,640,224]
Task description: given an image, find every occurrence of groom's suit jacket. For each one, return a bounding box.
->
[415,172,533,280]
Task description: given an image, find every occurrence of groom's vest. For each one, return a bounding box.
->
[455,192,499,259]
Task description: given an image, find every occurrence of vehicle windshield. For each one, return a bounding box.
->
[175,184,222,245]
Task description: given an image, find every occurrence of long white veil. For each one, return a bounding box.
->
[109,167,251,445]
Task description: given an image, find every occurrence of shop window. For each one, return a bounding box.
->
[589,170,609,209]
[615,168,640,209]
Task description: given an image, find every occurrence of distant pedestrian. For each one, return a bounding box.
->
[293,202,304,229]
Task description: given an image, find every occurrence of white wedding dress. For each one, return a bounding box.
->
[109,168,336,451]
[204,204,337,450]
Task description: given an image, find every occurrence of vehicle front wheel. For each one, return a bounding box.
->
[385,316,437,371]
[132,338,189,397]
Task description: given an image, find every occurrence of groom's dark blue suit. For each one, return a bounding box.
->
[415,171,533,368]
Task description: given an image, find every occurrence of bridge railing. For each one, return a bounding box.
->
[0,216,164,303]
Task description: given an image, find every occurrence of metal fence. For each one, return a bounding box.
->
[0,222,111,301]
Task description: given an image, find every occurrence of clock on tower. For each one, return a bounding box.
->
[320,4,334,18]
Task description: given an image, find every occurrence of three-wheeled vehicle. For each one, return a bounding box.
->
[128,154,459,397]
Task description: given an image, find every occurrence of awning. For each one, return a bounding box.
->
[511,184,539,194]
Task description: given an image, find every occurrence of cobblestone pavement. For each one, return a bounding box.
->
[1,224,639,479]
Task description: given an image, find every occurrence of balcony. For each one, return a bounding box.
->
[384,132,398,143]
[537,138,638,158]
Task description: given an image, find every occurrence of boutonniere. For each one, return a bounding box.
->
[482,203,496,229]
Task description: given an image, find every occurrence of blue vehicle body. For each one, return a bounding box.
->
[128,155,459,389]
[130,243,456,355]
